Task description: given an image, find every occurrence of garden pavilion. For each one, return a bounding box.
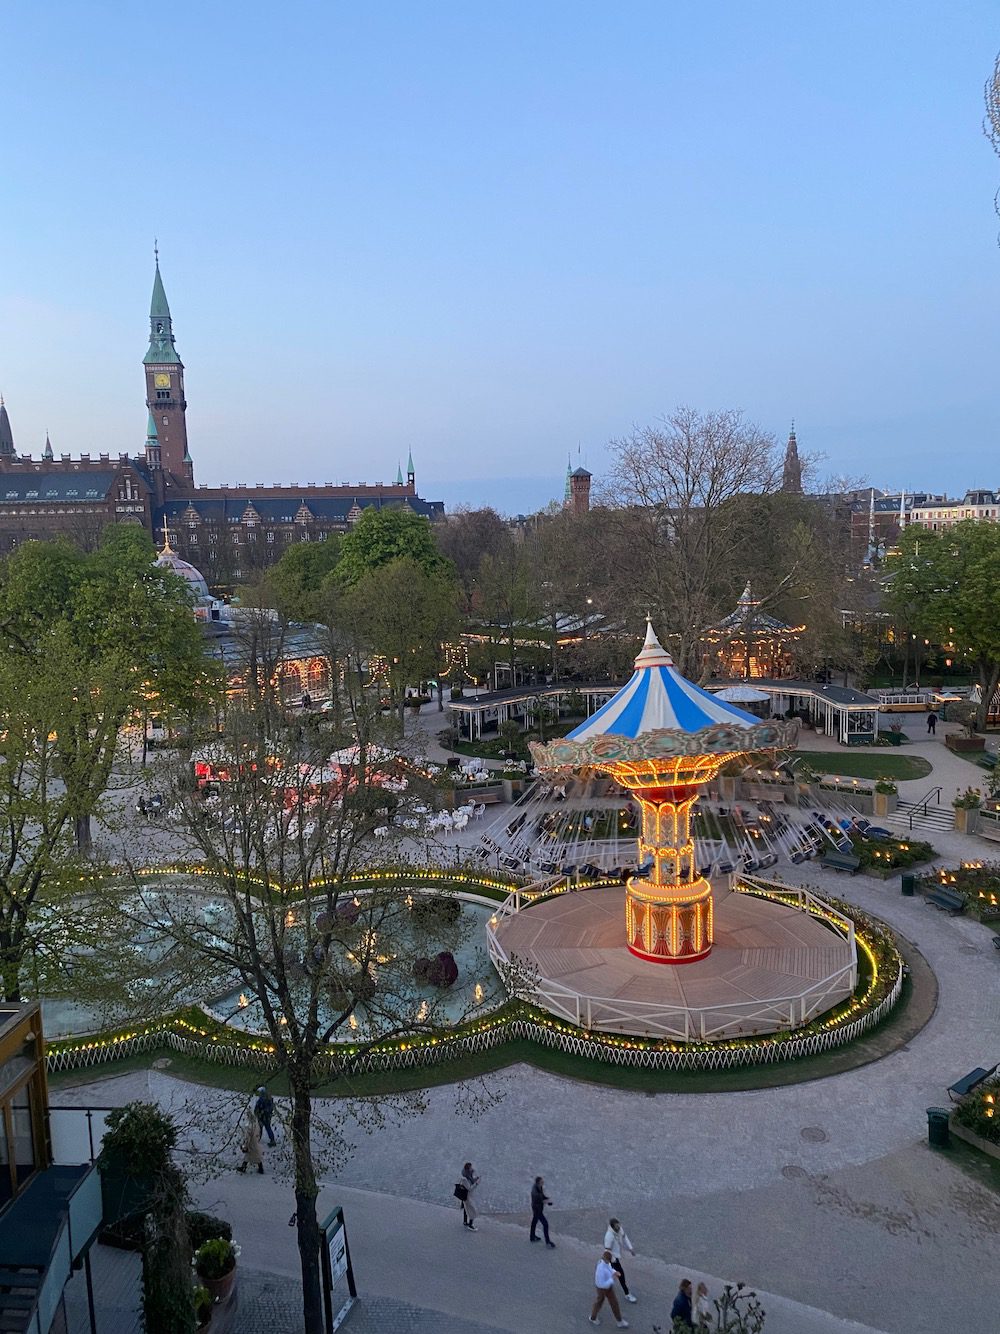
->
[702,582,803,679]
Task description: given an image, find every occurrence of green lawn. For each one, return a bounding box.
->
[795,751,933,781]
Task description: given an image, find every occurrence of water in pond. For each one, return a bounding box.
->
[40,880,502,1040]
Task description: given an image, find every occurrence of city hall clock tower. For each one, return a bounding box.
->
[143,255,192,483]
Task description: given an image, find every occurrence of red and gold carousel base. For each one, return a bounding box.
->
[625,877,714,964]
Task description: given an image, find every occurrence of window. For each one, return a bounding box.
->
[267,531,275,543]
[156,389,170,401]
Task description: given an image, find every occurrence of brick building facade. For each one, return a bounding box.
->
[0,263,444,583]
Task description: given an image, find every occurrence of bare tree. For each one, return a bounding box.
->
[603,407,778,672]
[114,689,494,1333]
[986,52,1000,239]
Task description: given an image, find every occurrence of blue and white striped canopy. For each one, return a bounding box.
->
[567,621,759,741]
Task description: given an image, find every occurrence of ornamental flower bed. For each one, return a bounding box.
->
[849,833,935,878]
[917,861,1000,919]
[953,1077,1000,1145]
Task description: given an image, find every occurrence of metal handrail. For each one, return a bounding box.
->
[906,785,942,830]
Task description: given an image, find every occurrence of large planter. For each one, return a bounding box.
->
[202,1267,237,1307]
[502,777,525,802]
[946,734,986,753]
[874,791,898,817]
[949,1117,1000,1163]
[953,806,980,835]
[718,775,737,802]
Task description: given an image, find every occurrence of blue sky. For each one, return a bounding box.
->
[1,2,998,513]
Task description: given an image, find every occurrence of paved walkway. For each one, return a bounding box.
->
[53,840,1000,1334]
[60,705,1000,1332]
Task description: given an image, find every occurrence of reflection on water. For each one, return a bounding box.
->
[41,878,501,1040]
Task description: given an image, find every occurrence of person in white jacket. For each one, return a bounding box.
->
[589,1250,629,1328]
[603,1218,638,1303]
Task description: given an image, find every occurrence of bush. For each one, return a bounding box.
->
[953,786,982,810]
[954,1078,1000,1144]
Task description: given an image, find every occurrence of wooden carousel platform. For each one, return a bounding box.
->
[492,884,856,1040]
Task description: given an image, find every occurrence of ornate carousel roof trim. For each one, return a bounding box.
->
[531,621,798,770]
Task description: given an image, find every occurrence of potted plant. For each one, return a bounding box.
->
[193,1285,213,1331]
[194,1237,240,1306]
[953,787,982,835]
[873,779,898,817]
[946,702,987,753]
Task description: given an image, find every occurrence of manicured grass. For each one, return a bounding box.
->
[796,751,933,781]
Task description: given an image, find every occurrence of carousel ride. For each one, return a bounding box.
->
[484,622,861,1040]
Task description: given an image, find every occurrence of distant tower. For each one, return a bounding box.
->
[0,398,15,458]
[568,466,592,515]
[43,432,53,461]
[396,461,404,486]
[898,489,906,532]
[564,453,573,504]
[781,423,803,494]
[144,411,162,471]
[406,449,415,492]
[863,487,879,566]
[143,253,191,480]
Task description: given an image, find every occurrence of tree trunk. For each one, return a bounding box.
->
[437,680,444,712]
[75,813,92,854]
[290,1073,325,1333]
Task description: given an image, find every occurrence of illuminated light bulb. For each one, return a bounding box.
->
[238,993,249,1008]
[474,983,484,1003]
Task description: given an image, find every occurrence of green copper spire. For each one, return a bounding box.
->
[406,449,414,477]
[396,462,404,485]
[146,411,158,440]
[144,255,182,366]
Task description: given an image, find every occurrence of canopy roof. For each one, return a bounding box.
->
[532,622,798,769]
[713,684,771,703]
[566,621,760,741]
[712,582,796,635]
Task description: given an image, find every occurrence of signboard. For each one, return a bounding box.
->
[320,1206,357,1332]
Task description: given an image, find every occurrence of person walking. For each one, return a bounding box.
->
[254,1086,276,1146]
[589,1249,629,1328]
[237,1113,264,1174]
[671,1278,694,1329]
[603,1217,638,1303]
[927,710,938,735]
[459,1162,479,1230]
[529,1176,556,1247]
[694,1281,713,1328]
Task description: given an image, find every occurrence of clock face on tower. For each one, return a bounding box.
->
[154,373,170,389]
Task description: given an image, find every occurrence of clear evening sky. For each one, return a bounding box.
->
[1,2,998,514]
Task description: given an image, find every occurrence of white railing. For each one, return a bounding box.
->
[486,875,858,1041]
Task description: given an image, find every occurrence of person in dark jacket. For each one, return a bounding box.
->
[254,1087,276,1146]
[671,1279,694,1329]
[927,710,938,734]
[530,1176,556,1247]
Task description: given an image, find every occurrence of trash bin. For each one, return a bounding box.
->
[926,1106,950,1148]
[901,873,916,897]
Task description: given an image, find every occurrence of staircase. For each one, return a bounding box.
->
[884,800,954,835]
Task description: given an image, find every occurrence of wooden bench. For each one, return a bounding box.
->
[977,752,998,770]
[926,887,965,914]
[820,850,861,874]
[948,1066,995,1102]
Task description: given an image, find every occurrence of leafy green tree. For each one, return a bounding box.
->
[887,521,1000,729]
[346,558,460,727]
[264,535,341,621]
[337,508,451,586]
[0,528,216,999]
